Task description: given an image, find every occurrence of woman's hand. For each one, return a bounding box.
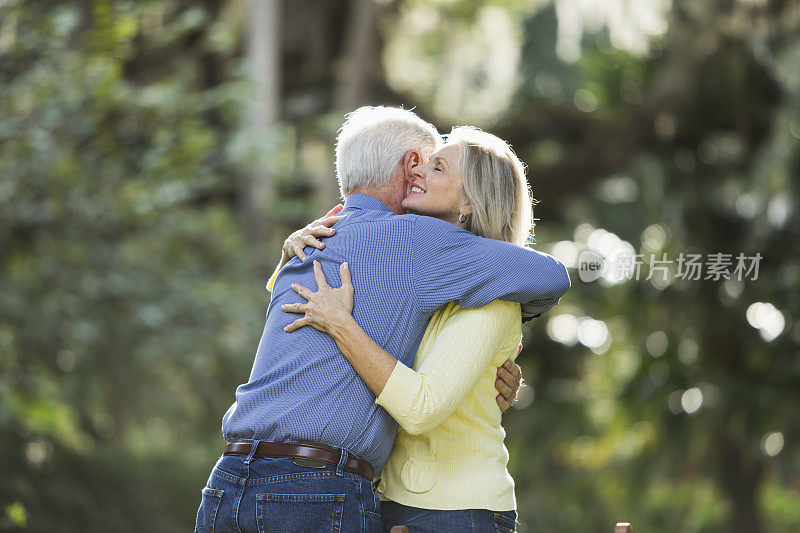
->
[282,260,354,334]
[280,204,345,265]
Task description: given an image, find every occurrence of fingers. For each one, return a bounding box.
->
[323,204,344,218]
[318,215,344,228]
[292,243,307,262]
[282,238,297,260]
[291,282,314,300]
[286,210,344,264]
[339,262,352,291]
[495,376,513,402]
[309,225,336,238]
[497,365,518,391]
[496,359,522,413]
[284,316,311,333]
[280,302,308,314]
[289,235,327,263]
[496,394,511,412]
[304,234,326,250]
[502,358,522,382]
[312,260,330,289]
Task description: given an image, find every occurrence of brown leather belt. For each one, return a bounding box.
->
[224,441,374,481]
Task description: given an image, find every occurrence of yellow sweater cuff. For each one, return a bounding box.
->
[376,361,421,413]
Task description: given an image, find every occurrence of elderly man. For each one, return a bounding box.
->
[195,107,570,533]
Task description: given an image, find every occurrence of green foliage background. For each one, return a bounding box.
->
[1,1,798,532]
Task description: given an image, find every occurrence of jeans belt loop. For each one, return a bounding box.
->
[244,440,260,466]
[335,448,349,477]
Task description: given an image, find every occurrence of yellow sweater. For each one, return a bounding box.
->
[376,299,521,511]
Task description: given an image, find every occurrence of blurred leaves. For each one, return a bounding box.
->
[1,2,261,529]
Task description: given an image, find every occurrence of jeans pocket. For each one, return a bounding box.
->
[493,510,517,533]
[195,487,224,533]
[256,493,346,533]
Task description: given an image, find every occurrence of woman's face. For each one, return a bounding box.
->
[402,144,465,224]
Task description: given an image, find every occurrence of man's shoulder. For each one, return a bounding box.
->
[332,211,415,250]
[340,210,414,233]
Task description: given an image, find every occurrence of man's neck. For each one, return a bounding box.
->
[349,185,406,215]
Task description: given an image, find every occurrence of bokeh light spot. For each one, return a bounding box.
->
[645,330,668,357]
[746,302,785,342]
[761,432,784,457]
[681,387,703,414]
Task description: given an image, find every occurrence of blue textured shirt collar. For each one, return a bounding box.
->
[344,193,393,213]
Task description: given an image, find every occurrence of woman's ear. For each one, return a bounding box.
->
[461,192,474,216]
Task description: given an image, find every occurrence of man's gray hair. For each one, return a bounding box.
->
[335,106,441,197]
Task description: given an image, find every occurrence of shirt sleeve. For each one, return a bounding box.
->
[376,300,521,435]
[410,215,571,320]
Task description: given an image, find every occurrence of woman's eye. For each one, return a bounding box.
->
[434,166,443,172]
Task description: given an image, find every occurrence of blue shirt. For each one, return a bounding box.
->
[222,194,570,469]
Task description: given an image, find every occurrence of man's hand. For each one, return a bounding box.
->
[495,344,523,412]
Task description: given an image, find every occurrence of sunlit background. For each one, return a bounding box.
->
[1,0,799,531]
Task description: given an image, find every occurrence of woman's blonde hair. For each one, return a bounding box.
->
[446,126,534,246]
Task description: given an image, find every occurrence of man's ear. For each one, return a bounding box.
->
[403,150,422,172]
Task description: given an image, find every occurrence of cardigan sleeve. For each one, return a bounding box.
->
[376,300,521,435]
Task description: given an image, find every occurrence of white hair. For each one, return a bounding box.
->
[335,106,441,197]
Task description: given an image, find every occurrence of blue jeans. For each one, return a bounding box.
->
[380,501,517,533]
[195,444,381,533]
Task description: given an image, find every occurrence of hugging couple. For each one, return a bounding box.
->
[195,106,570,533]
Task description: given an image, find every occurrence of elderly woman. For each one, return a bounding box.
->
[278,127,551,532]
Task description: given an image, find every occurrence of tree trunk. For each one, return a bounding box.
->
[244,0,281,247]
[718,431,764,533]
[332,0,378,111]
